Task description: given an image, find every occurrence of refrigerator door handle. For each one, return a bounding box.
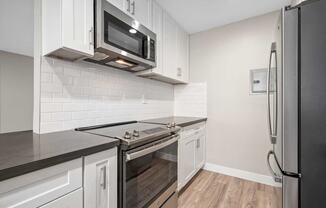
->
[267,150,282,183]
[267,150,300,182]
[267,42,278,144]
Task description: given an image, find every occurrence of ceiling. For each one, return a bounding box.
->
[157,0,291,34]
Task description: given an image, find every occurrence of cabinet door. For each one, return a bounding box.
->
[162,12,178,79]
[151,0,163,74]
[84,148,118,208]
[62,0,94,56]
[177,27,189,82]
[133,0,152,29]
[195,134,205,170]
[40,189,83,208]
[107,0,124,10]
[123,0,151,29]
[179,138,197,187]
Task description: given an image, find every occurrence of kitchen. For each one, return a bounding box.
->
[0,0,325,207]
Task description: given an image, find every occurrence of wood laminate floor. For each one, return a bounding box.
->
[178,170,281,208]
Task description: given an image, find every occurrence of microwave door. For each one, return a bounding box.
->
[94,0,156,70]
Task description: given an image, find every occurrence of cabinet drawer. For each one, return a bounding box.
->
[0,158,82,208]
[40,188,83,208]
[181,122,206,139]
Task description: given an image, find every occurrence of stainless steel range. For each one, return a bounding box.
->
[76,121,180,208]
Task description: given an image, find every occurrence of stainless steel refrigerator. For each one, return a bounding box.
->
[266,0,326,207]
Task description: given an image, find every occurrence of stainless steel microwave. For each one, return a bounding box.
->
[85,0,156,71]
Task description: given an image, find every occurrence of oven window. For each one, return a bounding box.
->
[125,141,177,208]
[104,12,146,58]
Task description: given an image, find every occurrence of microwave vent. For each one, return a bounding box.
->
[92,52,110,61]
[132,65,146,71]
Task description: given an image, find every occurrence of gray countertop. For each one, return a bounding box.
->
[141,116,207,127]
[0,130,119,181]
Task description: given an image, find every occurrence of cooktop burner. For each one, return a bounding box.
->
[76,121,180,148]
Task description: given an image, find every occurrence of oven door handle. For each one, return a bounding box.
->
[126,135,179,161]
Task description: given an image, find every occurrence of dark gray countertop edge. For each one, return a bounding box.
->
[0,140,119,182]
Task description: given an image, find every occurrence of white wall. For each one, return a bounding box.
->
[38,57,174,133]
[0,0,34,57]
[189,11,279,176]
[0,51,33,133]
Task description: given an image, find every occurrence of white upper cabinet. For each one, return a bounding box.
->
[42,0,94,61]
[107,0,124,10]
[133,0,152,29]
[151,0,163,74]
[177,27,190,83]
[137,1,189,84]
[162,11,189,83]
[123,0,152,29]
[162,12,178,80]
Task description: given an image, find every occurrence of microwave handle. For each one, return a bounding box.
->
[126,135,179,161]
[146,36,151,60]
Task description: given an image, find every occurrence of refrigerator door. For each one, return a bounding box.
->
[282,7,299,176]
[267,7,300,208]
[273,10,283,170]
[283,175,299,208]
[282,7,300,208]
[300,0,326,206]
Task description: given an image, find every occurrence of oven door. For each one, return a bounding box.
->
[122,135,178,208]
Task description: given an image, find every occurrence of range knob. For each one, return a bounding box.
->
[124,131,132,139]
[171,122,176,127]
[133,130,140,137]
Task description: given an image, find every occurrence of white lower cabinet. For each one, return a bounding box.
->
[195,134,206,170]
[84,148,118,208]
[178,122,206,190]
[40,189,83,208]
[179,136,197,188]
[0,159,82,208]
[0,148,119,208]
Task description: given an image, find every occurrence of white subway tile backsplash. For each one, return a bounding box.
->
[41,103,63,113]
[41,73,52,83]
[39,57,174,133]
[174,83,207,117]
[41,83,63,93]
[51,112,72,121]
[41,113,52,122]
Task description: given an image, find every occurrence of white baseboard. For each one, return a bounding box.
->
[203,163,281,187]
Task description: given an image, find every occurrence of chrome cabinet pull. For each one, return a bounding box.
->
[126,0,131,12]
[100,166,107,190]
[89,27,94,47]
[177,67,182,77]
[131,0,135,15]
[196,139,200,148]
